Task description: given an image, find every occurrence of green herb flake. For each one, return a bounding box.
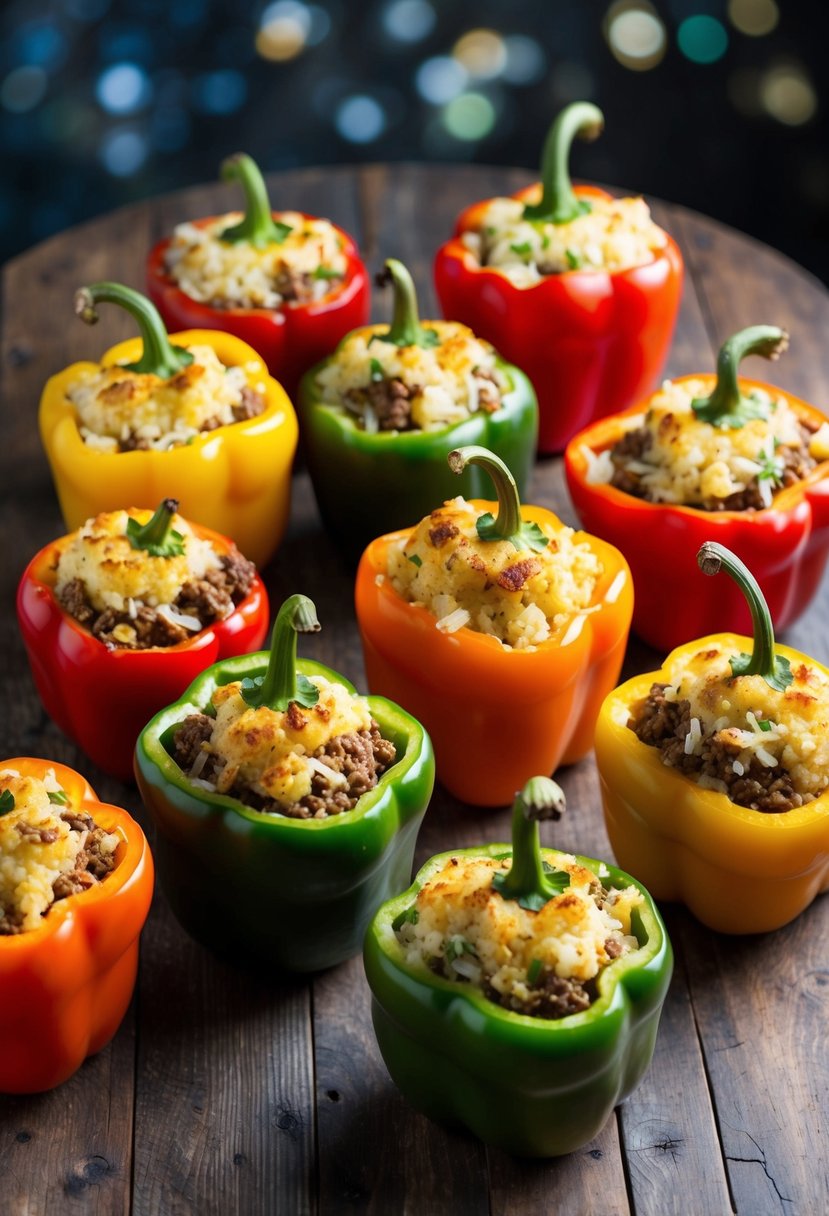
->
[273,221,293,244]
[541,235,551,250]
[407,553,422,568]
[445,936,476,962]
[527,958,543,986]
[392,906,419,932]
[758,718,773,732]
[0,790,15,815]
[369,357,384,382]
[484,226,497,236]
[48,789,70,806]
[510,241,533,257]
[313,266,342,281]
[240,673,320,711]
[565,248,582,270]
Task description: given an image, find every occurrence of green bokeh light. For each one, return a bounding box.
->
[678,15,728,64]
[443,92,496,140]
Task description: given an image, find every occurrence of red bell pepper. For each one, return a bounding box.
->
[564,328,829,651]
[17,503,269,782]
[433,102,683,453]
[147,153,370,400]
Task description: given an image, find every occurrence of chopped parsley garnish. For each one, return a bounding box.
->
[48,789,70,805]
[757,718,773,732]
[565,248,582,270]
[756,449,783,485]
[369,357,384,382]
[527,958,543,985]
[407,553,422,568]
[272,221,293,244]
[445,936,476,962]
[313,266,341,280]
[510,241,533,257]
[392,906,419,932]
[0,790,15,815]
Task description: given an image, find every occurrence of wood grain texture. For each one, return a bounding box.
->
[1,165,827,1216]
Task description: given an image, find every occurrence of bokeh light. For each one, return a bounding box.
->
[416,56,467,104]
[96,63,151,115]
[678,15,728,64]
[442,92,496,140]
[1,66,48,114]
[383,0,435,43]
[192,70,247,115]
[335,94,386,143]
[502,35,546,85]
[605,3,666,71]
[761,64,817,125]
[14,20,68,70]
[100,128,148,176]
[727,0,779,37]
[256,1,310,61]
[453,30,507,81]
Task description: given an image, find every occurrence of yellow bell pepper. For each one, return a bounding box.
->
[38,282,298,569]
[595,542,829,934]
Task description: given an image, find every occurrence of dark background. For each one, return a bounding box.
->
[3,0,827,283]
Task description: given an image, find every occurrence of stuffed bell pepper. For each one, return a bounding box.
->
[0,758,153,1093]
[17,498,268,781]
[434,101,682,453]
[39,281,298,568]
[365,775,672,1157]
[298,258,537,558]
[596,543,829,934]
[355,446,632,806]
[147,152,369,398]
[135,593,434,970]
[565,325,829,650]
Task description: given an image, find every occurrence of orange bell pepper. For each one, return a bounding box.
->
[0,758,153,1093]
[355,447,633,805]
[38,282,298,569]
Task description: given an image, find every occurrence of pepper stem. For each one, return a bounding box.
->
[493,778,568,910]
[376,259,438,348]
[523,101,604,225]
[218,153,289,247]
[126,499,184,558]
[691,327,789,428]
[697,542,793,691]
[75,282,194,378]
[242,594,321,711]
[448,446,548,552]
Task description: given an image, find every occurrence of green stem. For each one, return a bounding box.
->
[448,446,547,552]
[697,542,792,691]
[218,153,291,247]
[376,259,438,348]
[691,327,789,428]
[243,594,321,711]
[75,282,194,378]
[126,499,184,557]
[523,101,604,225]
[493,777,567,910]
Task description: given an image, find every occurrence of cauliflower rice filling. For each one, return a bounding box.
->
[67,343,266,453]
[394,853,643,1019]
[314,322,506,432]
[387,496,601,649]
[628,644,829,811]
[0,768,119,935]
[54,508,256,650]
[164,212,347,310]
[172,675,397,820]
[581,377,829,510]
[461,194,667,284]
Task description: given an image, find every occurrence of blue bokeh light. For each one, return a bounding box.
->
[678,15,729,64]
[100,128,148,176]
[335,95,386,143]
[191,70,248,116]
[96,62,151,114]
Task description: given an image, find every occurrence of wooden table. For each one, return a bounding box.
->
[2,165,827,1216]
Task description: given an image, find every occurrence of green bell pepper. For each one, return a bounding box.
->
[364,777,673,1157]
[297,258,538,560]
[135,594,435,971]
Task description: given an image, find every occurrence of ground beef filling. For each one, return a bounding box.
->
[629,683,806,813]
[205,268,343,310]
[344,370,501,433]
[487,972,598,1019]
[58,549,256,649]
[172,714,397,819]
[608,419,818,510]
[0,810,118,936]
